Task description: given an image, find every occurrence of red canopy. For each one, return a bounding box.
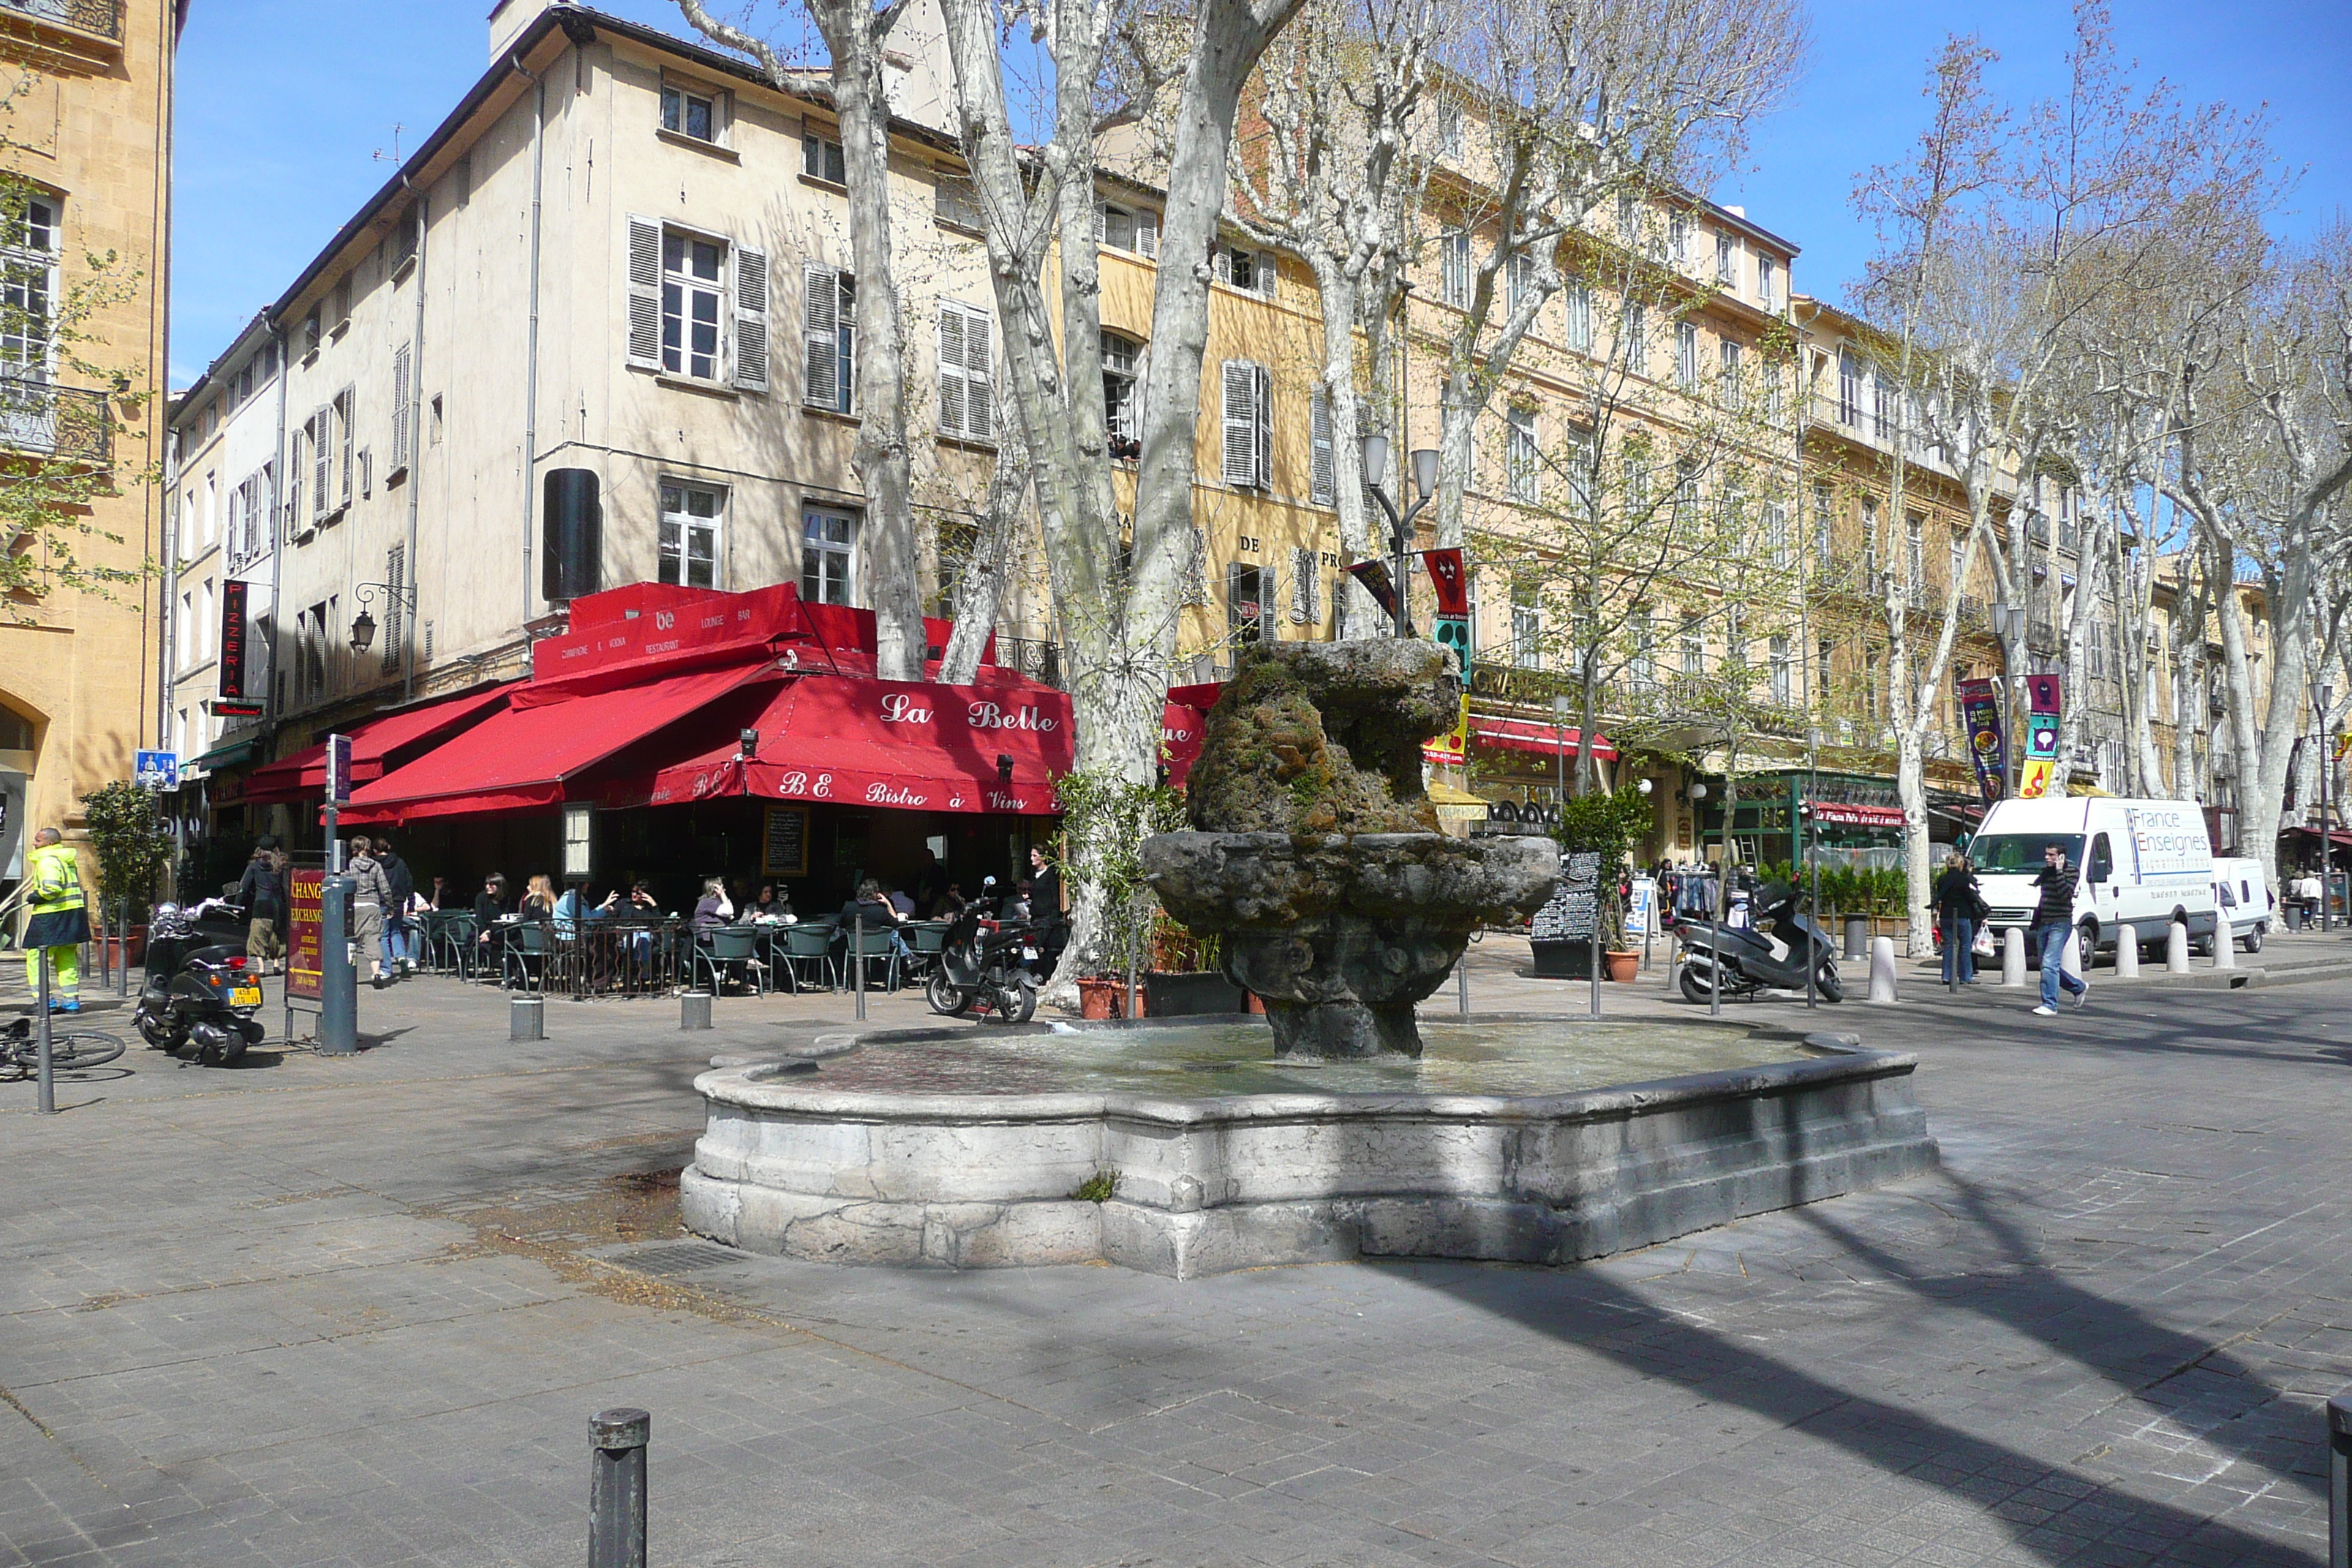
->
[341,664,778,825]
[648,672,1074,815]
[1471,717,1618,761]
[235,685,516,806]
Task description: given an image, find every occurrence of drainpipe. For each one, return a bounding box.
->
[398,175,429,704]
[516,56,548,627]
[158,423,178,762]
[265,317,288,745]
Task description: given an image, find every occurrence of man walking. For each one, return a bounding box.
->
[20,826,90,1012]
[2029,841,2088,1017]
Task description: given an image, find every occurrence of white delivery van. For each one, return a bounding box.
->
[2210,856,2272,951]
[1967,797,2217,961]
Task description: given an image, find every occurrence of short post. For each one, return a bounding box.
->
[1588,928,1600,1020]
[510,994,545,1041]
[2114,924,2140,979]
[853,913,866,1022]
[2212,913,2236,970]
[679,990,712,1030]
[588,1407,650,1568]
[2002,928,2027,987]
[2327,1395,2348,1568]
[2167,920,2191,973]
[1867,935,1898,1004]
[118,897,132,998]
[1708,913,1721,1017]
[1123,897,1142,1022]
[1456,948,1469,1016]
[93,907,108,990]
[35,948,55,1116]
[1843,916,1868,961]
[1662,927,1678,992]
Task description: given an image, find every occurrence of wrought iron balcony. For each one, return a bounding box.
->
[0,374,112,464]
[0,0,119,38]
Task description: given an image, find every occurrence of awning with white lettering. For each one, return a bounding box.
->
[1806,799,1907,828]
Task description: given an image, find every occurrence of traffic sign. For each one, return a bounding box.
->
[133,750,178,790]
[325,734,353,805]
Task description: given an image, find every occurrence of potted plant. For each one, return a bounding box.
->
[1553,783,1656,982]
[80,780,173,968]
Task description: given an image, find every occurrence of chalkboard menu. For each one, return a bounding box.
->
[1531,851,1602,941]
[762,804,810,877]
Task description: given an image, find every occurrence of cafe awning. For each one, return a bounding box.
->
[648,671,1074,815]
[238,684,516,806]
[1470,717,1618,762]
[341,665,777,825]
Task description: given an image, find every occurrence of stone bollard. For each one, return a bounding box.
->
[2002,927,2027,987]
[510,995,545,1041]
[2114,924,2139,979]
[1867,936,1899,1004]
[589,1408,650,1568]
[2213,915,2236,970]
[1843,917,1869,961]
[680,990,714,1030]
[2167,921,2190,973]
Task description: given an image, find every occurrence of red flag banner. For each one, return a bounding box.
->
[1421,548,1469,617]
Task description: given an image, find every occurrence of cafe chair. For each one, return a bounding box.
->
[501,923,547,992]
[838,922,900,994]
[777,924,837,994]
[695,927,765,997]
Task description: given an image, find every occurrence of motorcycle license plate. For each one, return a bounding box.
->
[1022,946,1039,960]
[230,985,263,1007]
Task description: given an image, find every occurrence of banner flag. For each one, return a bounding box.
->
[1345,559,1402,625]
[2018,674,2063,799]
[1956,676,2007,803]
[1421,548,1470,617]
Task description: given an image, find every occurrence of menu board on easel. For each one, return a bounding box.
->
[1530,851,1602,941]
[762,804,810,877]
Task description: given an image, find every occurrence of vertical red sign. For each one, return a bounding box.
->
[287,868,323,1000]
[219,579,248,698]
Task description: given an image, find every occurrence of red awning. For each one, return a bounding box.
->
[647,672,1074,815]
[1809,799,1907,828]
[342,664,778,825]
[235,685,516,806]
[1470,717,1618,762]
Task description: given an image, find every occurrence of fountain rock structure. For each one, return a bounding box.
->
[1143,641,1557,1058]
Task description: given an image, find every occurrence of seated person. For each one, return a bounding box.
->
[931,882,967,919]
[691,878,731,932]
[886,883,916,919]
[836,878,902,929]
[752,883,793,921]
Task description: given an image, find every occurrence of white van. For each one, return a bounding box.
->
[2210,856,2272,951]
[1967,797,2217,960]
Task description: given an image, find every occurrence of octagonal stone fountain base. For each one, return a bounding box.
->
[680,1017,1937,1278]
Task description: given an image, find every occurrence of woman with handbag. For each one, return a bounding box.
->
[1933,851,1985,985]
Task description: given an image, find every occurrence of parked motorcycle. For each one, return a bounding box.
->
[925,877,1043,1023]
[1675,881,1844,1003]
[133,898,268,1064]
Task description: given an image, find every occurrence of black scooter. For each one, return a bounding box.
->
[133,898,268,1064]
[925,877,1043,1023]
[1675,881,1844,1003]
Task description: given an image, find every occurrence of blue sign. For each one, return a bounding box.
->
[134,750,179,790]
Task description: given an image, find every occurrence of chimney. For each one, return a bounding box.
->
[489,0,556,61]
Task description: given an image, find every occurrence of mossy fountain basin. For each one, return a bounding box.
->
[680,1014,1937,1278]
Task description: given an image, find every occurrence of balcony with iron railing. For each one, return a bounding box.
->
[0,0,120,39]
[0,374,111,466]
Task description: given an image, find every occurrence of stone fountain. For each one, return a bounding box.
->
[1142,640,1556,1059]
[680,639,1937,1278]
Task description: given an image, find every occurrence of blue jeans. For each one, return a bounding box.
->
[1942,915,1975,984]
[2037,922,2087,1009]
[382,918,419,969]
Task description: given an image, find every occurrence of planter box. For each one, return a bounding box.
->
[100,927,147,968]
[1142,970,1245,1017]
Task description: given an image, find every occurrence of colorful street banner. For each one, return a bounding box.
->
[1344,559,1401,623]
[2017,673,2063,799]
[1956,676,2007,803]
[1421,547,1470,618]
[1421,694,1471,766]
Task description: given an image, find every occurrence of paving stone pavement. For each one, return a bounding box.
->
[1,939,2348,1566]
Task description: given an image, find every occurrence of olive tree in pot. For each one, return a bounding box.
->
[80,780,173,967]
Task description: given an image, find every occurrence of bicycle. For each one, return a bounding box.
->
[1,1015,127,1077]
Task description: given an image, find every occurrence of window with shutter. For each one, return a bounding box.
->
[1221,361,1257,488]
[935,171,981,230]
[311,406,329,515]
[1252,365,1272,489]
[938,302,993,440]
[803,263,854,412]
[382,544,405,671]
[335,388,354,506]
[1309,388,1335,506]
[625,216,663,369]
[732,246,768,391]
[390,344,412,472]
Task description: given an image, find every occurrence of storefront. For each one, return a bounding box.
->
[1695,771,1911,870]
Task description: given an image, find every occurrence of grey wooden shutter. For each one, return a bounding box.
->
[1138,210,1158,258]
[1252,364,1273,489]
[961,307,991,440]
[1309,388,1335,505]
[311,407,329,513]
[936,304,966,436]
[382,544,405,670]
[390,346,411,470]
[626,216,663,369]
[339,393,353,505]
[732,246,769,391]
[804,262,839,409]
[1221,360,1256,486]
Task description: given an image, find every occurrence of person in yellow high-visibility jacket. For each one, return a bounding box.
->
[21,827,90,1012]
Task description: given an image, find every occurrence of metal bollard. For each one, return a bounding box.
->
[2114,924,2139,979]
[853,914,867,1022]
[35,948,55,1116]
[2327,1395,2348,1568]
[2002,928,2027,987]
[1867,935,1899,1004]
[1843,916,1868,961]
[2212,914,2236,970]
[2167,920,2190,973]
[1456,953,1469,1017]
[589,1407,650,1568]
[679,990,712,1030]
[510,995,546,1041]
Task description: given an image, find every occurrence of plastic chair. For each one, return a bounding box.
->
[838,922,900,994]
[901,921,949,984]
[695,927,764,995]
[433,913,477,977]
[501,922,546,991]
[777,925,837,994]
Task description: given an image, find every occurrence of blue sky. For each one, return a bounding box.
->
[168,0,2348,388]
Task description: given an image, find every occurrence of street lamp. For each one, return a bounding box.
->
[1360,433,1440,636]
[347,579,418,657]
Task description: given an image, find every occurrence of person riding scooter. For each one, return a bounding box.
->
[133,897,268,1065]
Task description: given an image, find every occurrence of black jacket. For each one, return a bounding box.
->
[2030,862,2076,928]
[377,851,415,911]
[236,859,285,919]
[1932,867,1980,919]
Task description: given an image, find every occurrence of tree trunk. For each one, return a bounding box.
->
[936,404,1028,684]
